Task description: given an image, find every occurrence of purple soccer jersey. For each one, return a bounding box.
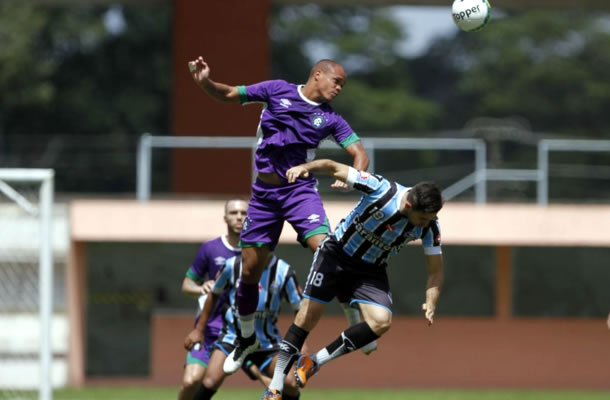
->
[237,80,361,181]
[236,80,361,248]
[185,235,240,366]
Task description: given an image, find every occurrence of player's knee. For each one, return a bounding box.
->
[182,374,200,389]
[367,316,392,336]
[201,374,221,391]
[240,251,267,283]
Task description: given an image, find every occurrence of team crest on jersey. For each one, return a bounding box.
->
[214,256,226,266]
[310,113,327,129]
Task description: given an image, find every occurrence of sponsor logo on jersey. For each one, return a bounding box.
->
[310,113,327,129]
[279,98,292,108]
[214,256,227,266]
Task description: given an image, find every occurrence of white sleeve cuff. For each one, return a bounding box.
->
[345,166,359,188]
[423,247,442,256]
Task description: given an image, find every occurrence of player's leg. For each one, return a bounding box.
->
[178,363,205,400]
[192,348,227,400]
[226,185,284,373]
[296,273,391,387]
[267,239,340,394]
[264,354,300,400]
[340,303,378,355]
[178,331,216,400]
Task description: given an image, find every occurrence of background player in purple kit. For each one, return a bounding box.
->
[188,56,370,374]
[177,198,247,400]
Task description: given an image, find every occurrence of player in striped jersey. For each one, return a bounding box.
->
[263,159,444,400]
[184,253,303,400]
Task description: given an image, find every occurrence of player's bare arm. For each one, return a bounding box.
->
[187,56,239,103]
[422,254,443,326]
[286,159,350,184]
[181,277,214,298]
[184,292,219,350]
[331,141,369,189]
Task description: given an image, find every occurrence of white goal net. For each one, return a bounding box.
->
[0,169,54,400]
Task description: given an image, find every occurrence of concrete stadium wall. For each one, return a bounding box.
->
[68,200,610,388]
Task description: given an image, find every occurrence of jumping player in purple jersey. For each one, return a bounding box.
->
[188,56,371,374]
[177,198,247,400]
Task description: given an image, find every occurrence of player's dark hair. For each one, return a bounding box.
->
[407,182,443,213]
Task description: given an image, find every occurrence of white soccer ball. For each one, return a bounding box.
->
[452,0,491,32]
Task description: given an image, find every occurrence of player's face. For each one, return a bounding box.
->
[408,210,438,228]
[316,66,346,102]
[224,200,248,234]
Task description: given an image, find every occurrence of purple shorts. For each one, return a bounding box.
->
[185,329,219,367]
[240,179,330,250]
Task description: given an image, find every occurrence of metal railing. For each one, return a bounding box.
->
[136,134,610,205]
[537,139,610,205]
[136,133,486,201]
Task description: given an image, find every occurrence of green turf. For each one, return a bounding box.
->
[52,387,610,400]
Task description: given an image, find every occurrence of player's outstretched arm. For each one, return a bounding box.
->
[331,141,369,190]
[422,254,443,326]
[286,159,350,184]
[187,56,240,103]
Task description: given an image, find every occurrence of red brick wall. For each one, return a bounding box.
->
[150,314,610,389]
[171,1,269,195]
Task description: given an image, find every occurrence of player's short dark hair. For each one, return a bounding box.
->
[407,182,443,213]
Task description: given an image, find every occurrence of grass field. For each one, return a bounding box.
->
[53,387,610,400]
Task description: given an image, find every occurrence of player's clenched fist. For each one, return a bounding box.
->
[188,56,210,85]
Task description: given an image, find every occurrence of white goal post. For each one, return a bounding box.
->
[0,169,54,400]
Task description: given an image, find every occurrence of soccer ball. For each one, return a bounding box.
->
[452,0,491,32]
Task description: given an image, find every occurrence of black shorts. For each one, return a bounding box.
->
[215,341,279,380]
[303,236,393,313]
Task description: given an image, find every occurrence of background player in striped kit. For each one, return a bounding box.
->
[187,56,370,373]
[263,160,444,399]
[184,252,303,400]
[177,199,247,400]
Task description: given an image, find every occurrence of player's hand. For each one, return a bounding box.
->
[331,179,351,192]
[187,56,210,85]
[422,302,435,326]
[184,329,204,351]
[200,280,214,295]
[286,166,309,183]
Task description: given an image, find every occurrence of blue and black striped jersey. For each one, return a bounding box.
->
[333,168,442,266]
[212,255,302,349]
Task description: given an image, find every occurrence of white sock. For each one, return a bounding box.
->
[240,313,255,339]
